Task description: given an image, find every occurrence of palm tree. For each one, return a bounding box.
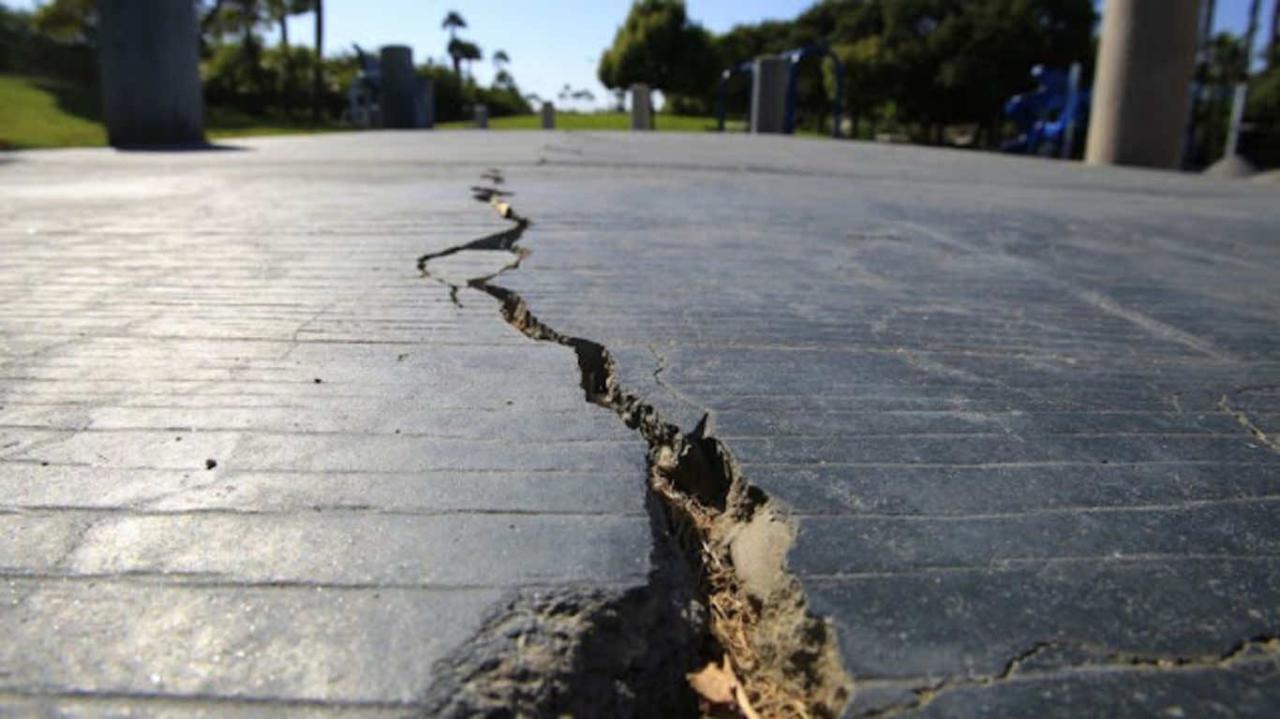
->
[266,0,289,48]
[493,49,510,70]
[1244,0,1263,78]
[442,10,466,40]
[459,40,483,79]
[268,0,306,115]
[226,0,268,103]
[1264,0,1274,68]
[447,38,482,79]
[447,37,464,77]
[311,0,323,124]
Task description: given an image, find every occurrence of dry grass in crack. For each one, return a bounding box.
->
[651,467,848,719]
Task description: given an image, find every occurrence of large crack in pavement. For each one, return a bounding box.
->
[417,172,852,718]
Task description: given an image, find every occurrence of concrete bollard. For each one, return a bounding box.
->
[751,56,789,135]
[1085,0,1200,169]
[630,84,652,131]
[98,0,205,147]
[474,104,489,129]
[541,102,555,130]
[380,45,418,129]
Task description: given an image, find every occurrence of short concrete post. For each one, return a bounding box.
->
[1085,0,1200,169]
[380,45,418,129]
[630,84,652,131]
[751,56,789,134]
[541,102,556,130]
[474,104,489,129]
[98,0,205,147]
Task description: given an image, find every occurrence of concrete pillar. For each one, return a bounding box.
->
[630,84,652,131]
[541,102,556,130]
[751,56,789,135]
[416,77,435,129]
[1085,0,1200,169]
[474,104,489,129]
[380,45,418,129]
[97,0,204,147]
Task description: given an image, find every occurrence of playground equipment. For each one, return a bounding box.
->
[347,44,381,128]
[1003,64,1090,158]
[348,44,433,129]
[716,45,845,138]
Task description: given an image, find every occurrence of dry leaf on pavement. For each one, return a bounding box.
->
[686,657,762,719]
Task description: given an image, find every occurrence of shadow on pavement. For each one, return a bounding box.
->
[114,142,248,153]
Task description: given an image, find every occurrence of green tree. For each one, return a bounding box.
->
[1186,33,1243,164]
[448,38,482,78]
[30,0,95,42]
[442,11,469,76]
[597,0,719,103]
[264,0,311,115]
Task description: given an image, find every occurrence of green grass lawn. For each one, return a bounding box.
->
[438,112,747,133]
[0,75,106,149]
[0,74,765,148]
[0,74,343,149]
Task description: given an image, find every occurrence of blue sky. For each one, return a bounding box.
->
[11,0,1272,109]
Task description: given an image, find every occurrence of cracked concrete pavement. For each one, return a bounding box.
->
[3,131,1280,716]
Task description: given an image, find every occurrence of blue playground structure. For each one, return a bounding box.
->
[717,45,845,138]
[1002,64,1090,158]
[347,44,382,128]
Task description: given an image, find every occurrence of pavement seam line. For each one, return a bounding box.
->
[416,172,853,718]
[859,635,1280,718]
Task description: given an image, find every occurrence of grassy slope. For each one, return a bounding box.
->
[0,75,105,149]
[0,74,343,149]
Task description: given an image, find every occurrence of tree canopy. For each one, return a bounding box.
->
[30,0,95,41]
[705,0,1095,138]
[597,0,718,97]
[441,10,466,37]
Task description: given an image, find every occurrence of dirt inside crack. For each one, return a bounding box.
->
[418,173,852,717]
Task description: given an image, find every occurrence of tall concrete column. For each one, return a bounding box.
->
[630,84,652,131]
[1085,0,1200,169]
[98,0,204,147]
[380,45,418,129]
[416,77,435,129]
[751,56,789,135]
